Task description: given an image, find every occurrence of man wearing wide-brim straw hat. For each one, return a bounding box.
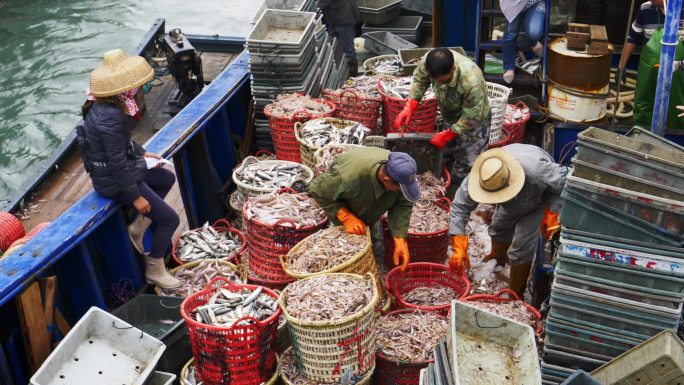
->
[446,144,567,298]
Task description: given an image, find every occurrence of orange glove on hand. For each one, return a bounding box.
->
[540,208,560,240]
[392,237,410,272]
[336,208,366,235]
[430,129,458,149]
[394,98,419,129]
[449,235,470,275]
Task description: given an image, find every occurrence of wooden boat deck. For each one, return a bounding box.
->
[15,51,239,240]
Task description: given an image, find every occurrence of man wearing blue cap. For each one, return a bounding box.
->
[309,147,420,271]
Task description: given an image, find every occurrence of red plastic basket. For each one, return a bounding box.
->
[502,101,530,144]
[385,262,470,317]
[322,89,382,133]
[0,212,25,252]
[488,129,513,149]
[172,219,246,266]
[440,163,451,191]
[180,277,282,385]
[377,78,438,135]
[462,288,543,335]
[264,99,336,162]
[374,309,447,385]
[382,197,451,268]
[242,189,327,282]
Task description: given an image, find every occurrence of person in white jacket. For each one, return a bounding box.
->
[500,0,546,84]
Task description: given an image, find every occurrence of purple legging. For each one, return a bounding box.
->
[132,167,179,259]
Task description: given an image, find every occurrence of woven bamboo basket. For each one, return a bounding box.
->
[279,347,375,385]
[280,227,383,296]
[312,143,365,176]
[294,117,368,170]
[180,356,281,385]
[232,156,314,199]
[279,273,380,383]
[154,259,246,297]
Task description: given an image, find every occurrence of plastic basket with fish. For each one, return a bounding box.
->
[155,259,246,297]
[378,77,438,134]
[171,219,246,265]
[180,277,282,385]
[462,289,543,335]
[294,117,370,170]
[279,273,379,382]
[322,88,383,133]
[486,82,511,145]
[502,101,530,143]
[363,54,403,76]
[312,143,366,175]
[374,309,448,385]
[264,97,336,162]
[385,262,470,317]
[382,197,451,266]
[280,226,383,296]
[243,189,328,282]
[232,156,314,199]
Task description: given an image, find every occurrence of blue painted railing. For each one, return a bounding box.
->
[652,0,683,135]
[0,34,250,384]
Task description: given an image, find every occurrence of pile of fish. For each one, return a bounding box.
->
[417,171,446,201]
[235,159,309,191]
[299,119,370,148]
[244,193,326,229]
[264,94,333,119]
[402,286,458,307]
[181,362,203,385]
[340,75,383,99]
[176,222,242,262]
[466,300,538,329]
[375,311,448,362]
[378,77,435,100]
[408,200,450,233]
[285,227,367,274]
[284,274,373,321]
[314,145,358,175]
[191,286,278,327]
[280,348,338,385]
[504,103,530,124]
[159,259,243,298]
[364,55,402,75]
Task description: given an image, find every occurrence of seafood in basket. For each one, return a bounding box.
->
[284,227,367,274]
[282,274,373,321]
[408,200,450,233]
[176,222,242,262]
[158,259,243,298]
[234,160,309,190]
[402,286,458,307]
[244,193,326,229]
[340,75,383,98]
[264,94,333,119]
[190,286,278,326]
[378,77,435,100]
[417,171,446,200]
[375,311,448,362]
[298,118,370,148]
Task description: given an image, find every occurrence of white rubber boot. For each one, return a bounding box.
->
[503,70,515,84]
[532,42,544,58]
[144,255,181,288]
[128,215,152,255]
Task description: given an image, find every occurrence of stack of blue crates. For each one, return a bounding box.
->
[541,127,684,385]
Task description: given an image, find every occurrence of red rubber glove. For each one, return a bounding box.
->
[430,129,458,149]
[449,235,470,275]
[540,208,560,240]
[394,98,419,130]
[392,237,410,272]
[336,208,366,235]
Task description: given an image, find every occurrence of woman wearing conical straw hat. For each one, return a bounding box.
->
[77,48,181,288]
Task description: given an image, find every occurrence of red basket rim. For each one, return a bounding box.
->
[323,88,383,103]
[462,288,542,335]
[377,77,437,103]
[384,262,471,312]
[171,219,246,265]
[264,99,336,122]
[375,308,447,364]
[180,279,282,331]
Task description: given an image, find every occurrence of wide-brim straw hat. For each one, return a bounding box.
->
[89,48,154,97]
[468,147,525,204]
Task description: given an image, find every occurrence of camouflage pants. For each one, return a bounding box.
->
[442,114,491,191]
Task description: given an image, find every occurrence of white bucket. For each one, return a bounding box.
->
[548,83,608,123]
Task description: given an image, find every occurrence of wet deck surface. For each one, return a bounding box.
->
[15,51,238,240]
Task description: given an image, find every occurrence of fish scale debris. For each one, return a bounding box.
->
[466,300,538,329]
[176,222,242,262]
[264,94,333,119]
[375,311,448,362]
[191,286,277,327]
[286,227,367,274]
[159,259,242,298]
[244,193,326,229]
[402,286,458,307]
[235,159,308,190]
[299,118,370,148]
[284,275,373,321]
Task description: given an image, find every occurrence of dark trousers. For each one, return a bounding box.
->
[134,167,179,259]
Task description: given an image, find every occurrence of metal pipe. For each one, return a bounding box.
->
[651,0,683,135]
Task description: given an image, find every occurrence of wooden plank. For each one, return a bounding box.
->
[567,22,590,34]
[54,309,71,336]
[16,282,51,372]
[590,24,608,42]
[41,277,57,324]
[566,32,590,50]
[588,40,612,55]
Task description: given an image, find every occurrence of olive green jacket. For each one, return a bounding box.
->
[409,49,491,137]
[308,147,413,237]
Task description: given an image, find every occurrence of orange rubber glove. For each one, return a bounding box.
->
[336,208,366,235]
[449,235,470,275]
[394,98,419,129]
[540,208,560,240]
[392,237,410,272]
[430,129,458,149]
